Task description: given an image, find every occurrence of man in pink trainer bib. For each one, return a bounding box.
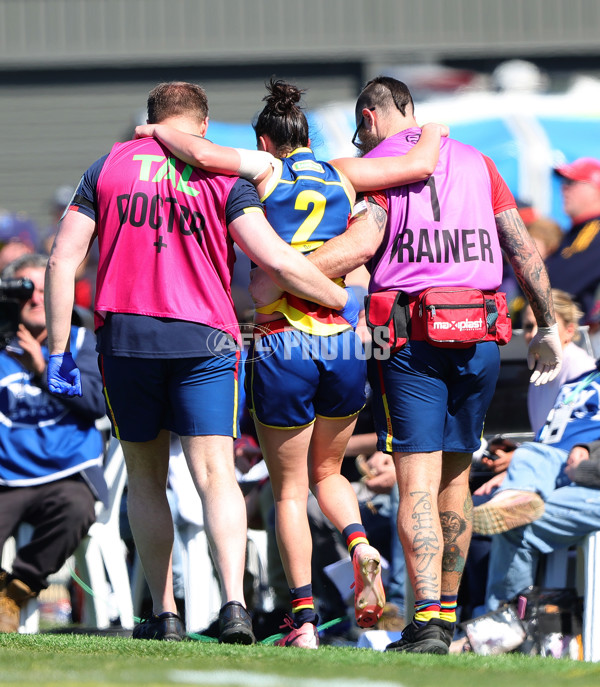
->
[43,81,359,644]
[301,76,562,654]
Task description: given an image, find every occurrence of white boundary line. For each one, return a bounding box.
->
[171,669,405,687]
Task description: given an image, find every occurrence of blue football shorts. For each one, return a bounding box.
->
[245,327,366,428]
[99,351,240,442]
[368,340,500,454]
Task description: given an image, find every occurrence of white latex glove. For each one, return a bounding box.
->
[526,323,562,386]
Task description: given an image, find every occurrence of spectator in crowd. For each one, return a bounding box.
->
[295,75,561,654]
[474,289,596,486]
[473,363,600,536]
[545,157,600,324]
[44,81,358,644]
[455,289,595,623]
[485,428,600,612]
[522,290,596,436]
[0,211,38,273]
[134,78,446,648]
[0,253,106,633]
[527,216,563,261]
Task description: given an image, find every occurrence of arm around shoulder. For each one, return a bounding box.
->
[331,122,446,192]
[228,211,347,310]
[309,200,387,279]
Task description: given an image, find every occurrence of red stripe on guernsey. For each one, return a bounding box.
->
[285,294,349,327]
[346,532,368,549]
[291,597,314,611]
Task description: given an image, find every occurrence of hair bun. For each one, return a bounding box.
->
[264,78,303,115]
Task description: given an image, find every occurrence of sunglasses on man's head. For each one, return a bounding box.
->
[351,108,375,149]
[560,177,588,187]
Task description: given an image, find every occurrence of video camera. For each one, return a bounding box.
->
[0,277,34,350]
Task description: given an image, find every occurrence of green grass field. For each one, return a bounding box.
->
[1,633,599,687]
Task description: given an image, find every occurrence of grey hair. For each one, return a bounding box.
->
[1,253,48,279]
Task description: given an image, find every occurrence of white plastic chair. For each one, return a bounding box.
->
[73,436,134,629]
[177,523,222,633]
[543,531,600,662]
[174,526,271,633]
[245,527,274,613]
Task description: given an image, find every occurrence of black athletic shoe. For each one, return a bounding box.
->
[132,611,186,641]
[218,601,256,645]
[385,618,454,654]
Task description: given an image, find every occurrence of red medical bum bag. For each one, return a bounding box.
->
[365,286,512,352]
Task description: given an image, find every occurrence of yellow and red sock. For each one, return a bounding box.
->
[440,595,457,624]
[413,599,440,627]
[290,584,317,627]
[343,523,369,558]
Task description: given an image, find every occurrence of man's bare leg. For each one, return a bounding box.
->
[438,451,473,624]
[180,434,247,604]
[121,429,176,615]
[394,450,443,604]
[386,450,472,654]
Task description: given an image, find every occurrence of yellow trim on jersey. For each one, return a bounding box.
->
[259,148,353,209]
[255,297,351,336]
[251,412,316,431]
[287,146,314,157]
[102,386,120,441]
[242,206,264,214]
[260,158,284,201]
[314,404,365,421]
[262,174,350,203]
[232,373,239,439]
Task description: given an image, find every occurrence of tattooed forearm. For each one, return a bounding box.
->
[307,201,385,278]
[496,208,556,326]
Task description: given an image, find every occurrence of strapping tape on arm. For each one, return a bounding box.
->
[234,149,276,181]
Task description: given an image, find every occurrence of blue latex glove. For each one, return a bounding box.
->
[338,287,361,329]
[47,352,82,397]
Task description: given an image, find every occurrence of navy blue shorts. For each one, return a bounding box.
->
[245,328,366,428]
[99,351,240,442]
[368,340,500,454]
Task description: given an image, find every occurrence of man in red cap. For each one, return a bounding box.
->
[545,157,600,323]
